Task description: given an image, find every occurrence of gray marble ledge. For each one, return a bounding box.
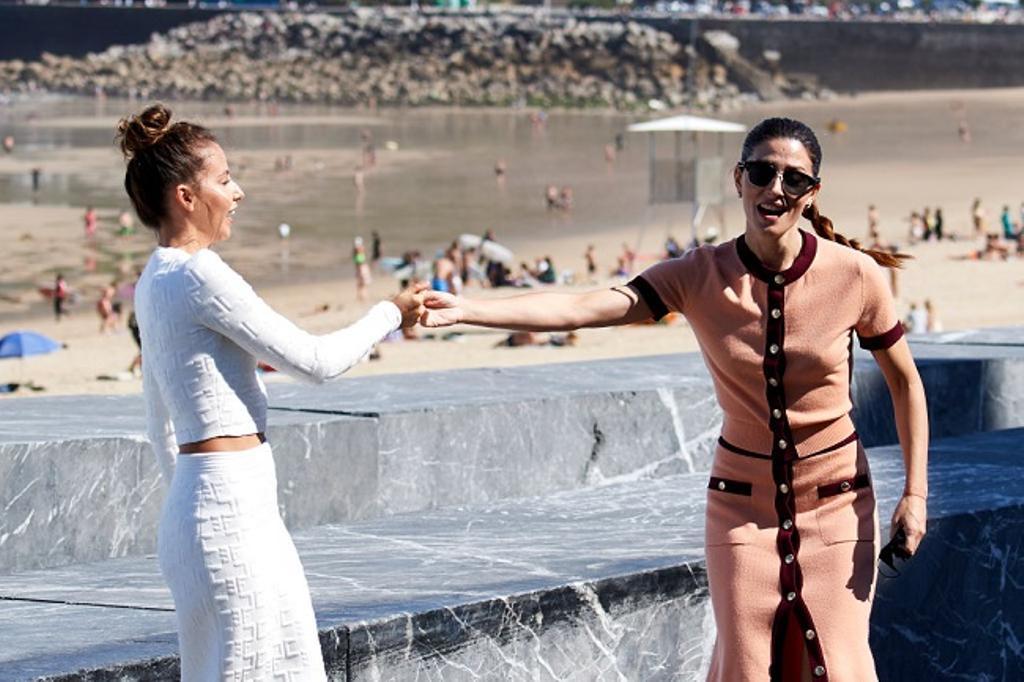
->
[0,396,338,445]
[4,348,1024,576]
[908,326,1024,347]
[871,505,1024,681]
[2,428,1023,680]
[906,343,1024,360]
[0,414,381,575]
[266,353,714,414]
[0,349,1020,444]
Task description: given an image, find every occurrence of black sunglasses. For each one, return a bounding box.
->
[878,524,912,579]
[738,160,820,197]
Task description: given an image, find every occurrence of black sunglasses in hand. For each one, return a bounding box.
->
[878,524,913,578]
[738,160,820,198]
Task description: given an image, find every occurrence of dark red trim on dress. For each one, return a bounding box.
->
[708,476,753,496]
[718,432,858,461]
[755,253,829,682]
[627,276,669,321]
[736,230,818,285]
[817,473,871,499]
[858,321,905,350]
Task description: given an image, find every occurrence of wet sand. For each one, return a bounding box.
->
[1,88,1022,397]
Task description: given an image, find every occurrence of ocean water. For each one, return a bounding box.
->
[0,98,693,288]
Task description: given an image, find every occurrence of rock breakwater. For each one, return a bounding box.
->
[0,11,810,110]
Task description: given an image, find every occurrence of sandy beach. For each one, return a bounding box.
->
[1,88,1022,398]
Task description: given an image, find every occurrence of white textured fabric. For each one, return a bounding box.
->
[135,246,401,481]
[159,444,327,681]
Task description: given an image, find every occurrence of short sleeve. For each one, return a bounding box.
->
[627,253,693,321]
[856,257,904,350]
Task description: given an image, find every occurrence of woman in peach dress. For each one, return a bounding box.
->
[421,118,929,681]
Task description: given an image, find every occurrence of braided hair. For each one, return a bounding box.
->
[741,118,910,269]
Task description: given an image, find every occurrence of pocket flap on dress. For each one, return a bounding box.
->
[708,476,752,496]
[817,473,871,498]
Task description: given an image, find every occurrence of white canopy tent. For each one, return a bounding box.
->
[627,113,746,246]
[627,115,747,135]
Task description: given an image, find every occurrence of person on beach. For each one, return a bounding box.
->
[933,208,944,241]
[544,184,560,210]
[924,299,942,333]
[953,233,1011,261]
[353,235,371,302]
[903,302,928,335]
[604,143,617,164]
[1000,205,1018,241]
[118,104,425,681]
[620,242,637,275]
[584,244,598,282]
[971,197,987,238]
[907,211,924,244]
[371,230,382,264]
[127,309,142,377]
[53,272,68,322]
[117,209,136,236]
[665,235,683,259]
[866,204,880,240]
[84,206,98,238]
[922,207,934,241]
[96,284,117,334]
[559,186,574,211]
[420,117,929,681]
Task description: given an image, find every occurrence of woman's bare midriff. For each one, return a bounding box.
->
[179,433,266,454]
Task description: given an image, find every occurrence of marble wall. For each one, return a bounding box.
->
[3,424,1022,680]
[871,506,1024,681]
[3,342,1024,574]
[345,567,711,681]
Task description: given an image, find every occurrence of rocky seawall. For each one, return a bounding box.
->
[0,11,819,111]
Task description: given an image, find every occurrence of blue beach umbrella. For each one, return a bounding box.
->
[0,330,62,359]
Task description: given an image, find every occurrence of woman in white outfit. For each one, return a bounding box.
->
[118,104,425,680]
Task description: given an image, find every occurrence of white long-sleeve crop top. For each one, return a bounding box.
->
[136,247,401,483]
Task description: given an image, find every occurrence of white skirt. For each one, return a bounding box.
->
[158,444,327,681]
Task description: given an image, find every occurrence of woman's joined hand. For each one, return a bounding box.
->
[392,282,428,329]
[420,290,464,328]
[890,493,927,555]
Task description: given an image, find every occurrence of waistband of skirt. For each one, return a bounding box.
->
[719,415,857,459]
[173,442,274,477]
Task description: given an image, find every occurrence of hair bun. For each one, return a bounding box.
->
[116,104,174,159]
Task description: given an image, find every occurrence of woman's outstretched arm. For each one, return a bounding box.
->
[872,338,929,554]
[184,250,425,384]
[421,285,653,332]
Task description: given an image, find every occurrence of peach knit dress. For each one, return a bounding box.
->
[631,230,904,682]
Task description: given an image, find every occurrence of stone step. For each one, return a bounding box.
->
[4,344,1024,575]
[2,428,1022,681]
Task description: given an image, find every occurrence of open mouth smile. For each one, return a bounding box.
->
[757,202,787,219]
